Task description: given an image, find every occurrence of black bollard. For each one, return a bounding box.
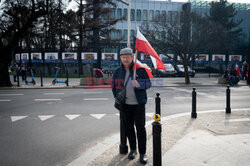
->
[226,86,231,114]
[40,70,43,87]
[66,70,69,86]
[119,111,128,154]
[155,93,161,115]
[192,88,197,118]
[17,69,20,87]
[152,114,162,166]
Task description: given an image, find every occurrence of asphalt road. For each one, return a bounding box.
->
[0,86,250,166]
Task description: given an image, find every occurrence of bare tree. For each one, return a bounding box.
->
[141,3,210,84]
[0,0,46,87]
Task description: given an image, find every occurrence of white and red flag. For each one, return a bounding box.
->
[133,59,154,78]
[135,28,165,70]
[236,64,241,76]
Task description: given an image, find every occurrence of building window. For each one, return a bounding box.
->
[111,8,116,20]
[168,11,172,22]
[142,9,148,21]
[111,30,116,40]
[173,11,179,22]
[161,11,166,22]
[131,9,135,21]
[155,10,160,22]
[123,29,127,41]
[117,8,122,19]
[130,30,135,42]
[149,10,154,21]
[124,9,127,20]
[136,9,141,21]
[117,30,122,39]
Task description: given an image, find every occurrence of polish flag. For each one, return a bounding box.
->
[135,28,165,70]
[133,58,154,78]
[236,64,241,76]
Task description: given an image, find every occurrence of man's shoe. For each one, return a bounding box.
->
[140,154,148,164]
[128,150,137,160]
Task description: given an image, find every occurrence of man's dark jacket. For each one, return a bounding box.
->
[112,62,151,105]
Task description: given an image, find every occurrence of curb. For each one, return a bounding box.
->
[67,108,250,166]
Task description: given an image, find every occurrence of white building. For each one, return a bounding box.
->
[110,0,186,47]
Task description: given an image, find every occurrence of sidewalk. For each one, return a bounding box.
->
[76,109,250,166]
[7,73,249,89]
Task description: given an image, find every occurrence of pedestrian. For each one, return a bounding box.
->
[228,65,239,85]
[242,61,248,80]
[11,61,19,82]
[20,60,27,81]
[112,48,151,164]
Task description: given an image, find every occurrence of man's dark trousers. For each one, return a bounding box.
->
[123,104,146,154]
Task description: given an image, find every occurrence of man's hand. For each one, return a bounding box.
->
[131,80,140,88]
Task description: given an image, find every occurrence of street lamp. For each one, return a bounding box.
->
[117,0,131,48]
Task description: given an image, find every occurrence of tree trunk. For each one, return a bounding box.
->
[0,47,12,87]
[0,62,12,87]
[184,65,190,84]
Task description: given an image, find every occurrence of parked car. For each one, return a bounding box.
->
[102,64,119,74]
[141,63,152,72]
[154,63,177,77]
[175,65,195,77]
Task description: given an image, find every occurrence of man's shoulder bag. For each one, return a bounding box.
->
[114,77,130,111]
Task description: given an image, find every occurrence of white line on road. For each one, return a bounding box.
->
[0,99,11,102]
[0,94,24,96]
[174,96,192,99]
[34,99,61,101]
[38,115,55,121]
[43,93,64,95]
[11,116,28,122]
[83,98,109,101]
[90,114,106,119]
[82,92,103,94]
[65,114,81,120]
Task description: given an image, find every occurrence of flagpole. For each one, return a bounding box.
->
[133,50,138,80]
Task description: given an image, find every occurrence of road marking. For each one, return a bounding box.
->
[90,114,106,119]
[224,118,250,123]
[0,94,24,96]
[38,115,55,121]
[169,88,208,96]
[146,113,155,118]
[174,96,192,99]
[0,99,11,102]
[82,92,103,94]
[65,114,81,120]
[83,98,109,101]
[34,99,61,101]
[44,93,64,95]
[11,116,28,122]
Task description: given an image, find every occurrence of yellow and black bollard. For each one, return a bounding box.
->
[152,114,162,166]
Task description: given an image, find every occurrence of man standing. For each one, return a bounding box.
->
[112,48,151,164]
